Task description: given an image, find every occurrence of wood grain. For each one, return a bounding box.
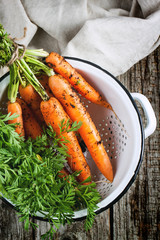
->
[0,46,159,240]
[114,47,160,240]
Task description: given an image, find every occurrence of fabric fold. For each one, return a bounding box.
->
[0,0,160,77]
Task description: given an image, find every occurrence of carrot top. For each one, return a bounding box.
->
[0,112,101,236]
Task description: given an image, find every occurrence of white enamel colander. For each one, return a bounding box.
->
[0,57,157,221]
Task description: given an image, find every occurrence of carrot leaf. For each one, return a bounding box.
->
[0,24,15,67]
[0,113,101,238]
[0,24,53,102]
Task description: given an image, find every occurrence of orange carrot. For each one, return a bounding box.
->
[19,84,44,124]
[58,167,70,179]
[40,97,91,183]
[16,98,43,139]
[38,75,53,98]
[46,52,113,110]
[8,100,25,137]
[49,75,113,182]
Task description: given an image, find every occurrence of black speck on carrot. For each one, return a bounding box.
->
[69,74,73,79]
[47,62,55,68]
[70,103,75,108]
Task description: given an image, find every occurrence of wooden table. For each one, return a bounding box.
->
[0,46,159,240]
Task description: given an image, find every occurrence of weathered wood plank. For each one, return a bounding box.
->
[113,46,160,240]
[33,208,111,239]
[0,200,34,240]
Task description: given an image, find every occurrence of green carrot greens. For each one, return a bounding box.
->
[0,113,101,238]
[0,24,53,102]
[0,24,101,239]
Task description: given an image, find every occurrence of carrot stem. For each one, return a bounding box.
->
[17,67,26,88]
[25,56,54,77]
[8,63,19,103]
[24,49,49,58]
[17,59,49,101]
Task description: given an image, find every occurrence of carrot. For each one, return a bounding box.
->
[8,100,25,137]
[38,75,53,98]
[16,98,43,139]
[58,167,70,179]
[19,74,54,125]
[40,97,91,183]
[49,75,113,182]
[19,84,44,124]
[46,52,113,110]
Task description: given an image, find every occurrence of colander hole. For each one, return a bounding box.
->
[110,121,112,124]
[105,123,108,126]
[99,123,102,126]
[105,133,108,135]
[102,119,105,122]
[110,131,112,134]
[86,105,88,108]
[102,128,105,131]
[122,148,124,152]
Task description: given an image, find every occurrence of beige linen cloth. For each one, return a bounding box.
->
[0,0,160,77]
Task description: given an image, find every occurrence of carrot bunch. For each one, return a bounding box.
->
[1,24,111,233]
[45,53,113,182]
[7,50,114,183]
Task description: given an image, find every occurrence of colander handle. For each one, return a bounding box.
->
[131,93,157,139]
